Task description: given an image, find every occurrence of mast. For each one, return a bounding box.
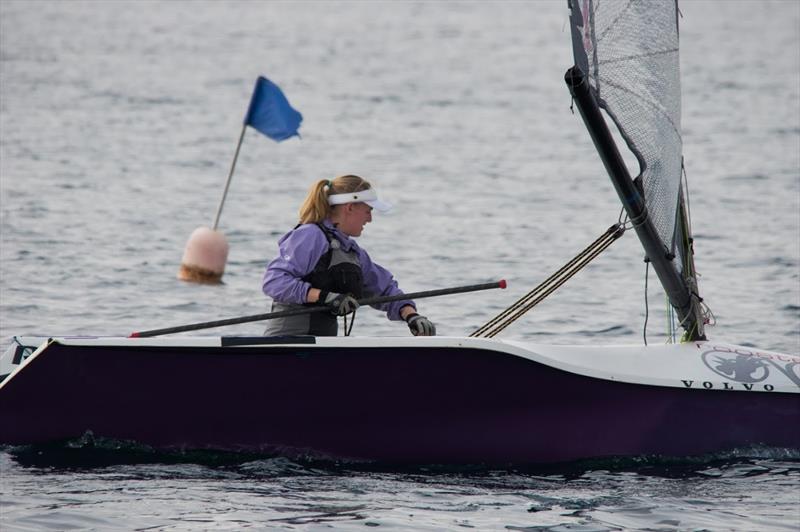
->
[565,67,705,340]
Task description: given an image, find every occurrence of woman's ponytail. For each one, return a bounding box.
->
[297,175,371,224]
[298,179,332,224]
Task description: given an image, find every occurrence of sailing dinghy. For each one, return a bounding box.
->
[0,0,797,464]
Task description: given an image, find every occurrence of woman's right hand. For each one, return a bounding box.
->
[319,290,359,316]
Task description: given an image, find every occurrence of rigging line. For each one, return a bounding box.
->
[474,225,625,338]
[673,291,702,330]
[643,258,650,346]
[491,236,618,328]
[492,225,622,323]
[618,206,631,229]
[472,233,619,336]
[470,226,622,337]
[675,289,713,340]
[701,299,717,327]
[681,317,699,344]
[566,64,577,115]
[484,270,575,337]
[681,159,693,232]
[483,236,619,338]
[664,296,669,342]
[478,228,624,337]
[672,301,678,342]
[667,299,672,343]
[342,309,356,337]
[680,160,697,276]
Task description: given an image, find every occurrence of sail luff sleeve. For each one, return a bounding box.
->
[568,0,590,76]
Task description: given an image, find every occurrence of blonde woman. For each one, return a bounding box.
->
[262,175,435,337]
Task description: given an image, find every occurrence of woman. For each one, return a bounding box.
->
[262,174,436,337]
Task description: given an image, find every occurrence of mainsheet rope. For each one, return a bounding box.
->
[471,222,627,338]
[343,308,356,336]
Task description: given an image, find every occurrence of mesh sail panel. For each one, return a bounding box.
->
[569,0,683,266]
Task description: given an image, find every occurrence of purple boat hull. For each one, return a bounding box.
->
[1,341,798,464]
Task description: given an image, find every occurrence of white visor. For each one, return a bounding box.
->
[327,187,392,213]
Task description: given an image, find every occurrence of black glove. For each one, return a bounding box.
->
[405,313,436,336]
[319,290,359,316]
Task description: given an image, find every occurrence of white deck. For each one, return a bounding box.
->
[2,335,798,394]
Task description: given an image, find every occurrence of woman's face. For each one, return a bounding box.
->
[334,202,373,237]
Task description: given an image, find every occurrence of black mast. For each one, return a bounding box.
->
[565,66,706,341]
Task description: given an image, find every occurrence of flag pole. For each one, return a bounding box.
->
[213,123,248,231]
[178,76,302,284]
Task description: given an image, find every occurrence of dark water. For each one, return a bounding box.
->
[1,0,798,530]
[3,442,800,531]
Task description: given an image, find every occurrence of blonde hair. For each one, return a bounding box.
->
[298,174,372,224]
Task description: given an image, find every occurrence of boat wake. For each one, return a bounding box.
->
[4,432,798,479]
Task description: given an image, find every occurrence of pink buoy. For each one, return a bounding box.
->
[177,226,229,284]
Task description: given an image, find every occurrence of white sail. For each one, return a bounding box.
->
[569,0,684,268]
[567,0,706,338]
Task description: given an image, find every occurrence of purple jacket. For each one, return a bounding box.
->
[262,220,414,321]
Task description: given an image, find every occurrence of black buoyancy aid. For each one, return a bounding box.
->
[302,223,364,298]
[264,223,364,337]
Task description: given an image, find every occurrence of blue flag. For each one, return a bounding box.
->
[243,76,302,141]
